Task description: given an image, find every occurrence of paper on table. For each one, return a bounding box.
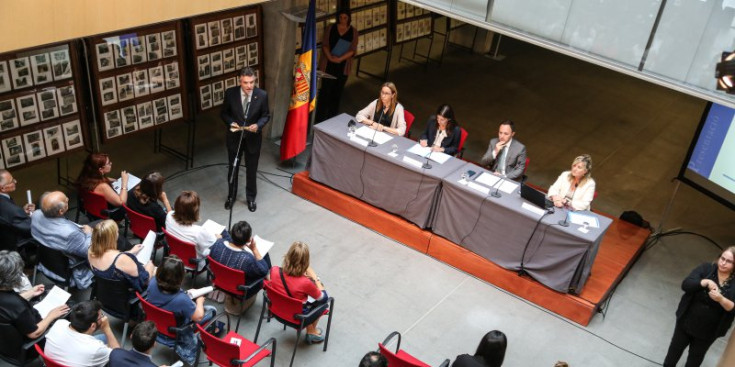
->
[497,180,518,194]
[401,155,423,168]
[136,230,156,264]
[187,286,214,299]
[568,212,600,228]
[33,286,71,318]
[428,151,451,164]
[354,126,393,145]
[475,172,501,187]
[467,181,490,195]
[407,143,431,157]
[243,235,275,256]
[521,202,545,217]
[202,219,226,236]
[406,144,451,164]
[113,173,141,194]
[349,134,369,146]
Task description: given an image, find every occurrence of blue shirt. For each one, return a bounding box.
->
[30,210,93,288]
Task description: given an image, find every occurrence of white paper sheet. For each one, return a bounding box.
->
[498,180,518,194]
[136,230,156,263]
[407,143,431,157]
[428,151,451,164]
[349,134,369,146]
[354,126,393,144]
[467,181,490,195]
[187,285,214,299]
[475,172,501,187]
[202,219,226,236]
[401,155,423,168]
[242,235,275,256]
[113,173,141,194]
[568,212,600,228]
[33,286,71,318]
[521,202,546,217]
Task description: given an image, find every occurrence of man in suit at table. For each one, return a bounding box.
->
[221,67,270,212]
[480,120,527,181]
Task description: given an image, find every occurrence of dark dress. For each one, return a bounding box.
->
[0,290,42,360]
[316,24,357,122]
[91,252,150,292]
[126,188,167,231]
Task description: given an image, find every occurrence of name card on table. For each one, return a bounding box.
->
[349,134,369,146]
[402,155,423,168]
[467,181,491,195]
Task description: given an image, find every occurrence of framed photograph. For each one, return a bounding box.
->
[130,36,147,65]
[62,119,83,150]
[379,5,388,25]
[222,48,236,73]
[200,85,212,110]
[245,14,257,38]
[23,131,45,162]
[208,21,221,47]
[50,48,72,80]
[37,89,59,121]
[161,30,177,58]
[373,7,381,26]
[10,57,32,90]
[0,99,19,132]
[99,76,117,106]
[167,94,183,120]
[356,11,365,32]
[411,21,418,39]
[96,43,114,71]
[225,76,237,90]
[148,65,165,94]
[153,97,168,125]
[365,9,373,29]
[235,45,247,69]
[146,33,162,61]
[0,145,4,169]
[30,53,53,85]
[233,16,246,41]
[16,94,39,126]
[2,136,25,168]
[195,23,209,50]
[113,39,131,68]
[406,4,415,18]
[380,28,387,47]
[164,62,180,90]
[0,61,10,93]
[210,51,223,77]
[115,73,134,102]
[43,125,64,156]
[221,19,233,44]
[197,54,210,81]
[56,84,78,116]
[104,109,122,139]
[253,69,260,88]
[137,101,154,129]
[121,105,138,134]
[133,69,149,97]
[357,37,365,55]
[212,81,224,106]
[247,43,259,67]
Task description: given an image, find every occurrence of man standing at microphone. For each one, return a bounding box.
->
[480,120,526,181]
[221,67,270,212]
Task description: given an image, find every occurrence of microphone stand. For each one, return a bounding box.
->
[558,208,570,227]
[368,109,385,147]
[227,126,246,230]
[422,150,433,169]
[491,177,504,198]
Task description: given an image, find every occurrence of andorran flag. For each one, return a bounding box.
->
[280,0,317,161]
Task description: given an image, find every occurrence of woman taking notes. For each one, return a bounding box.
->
[355,82,406,136]
[419,104,461,156]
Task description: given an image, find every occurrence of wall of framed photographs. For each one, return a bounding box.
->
[190,7,264,113]
[85,21,189,142]
[0,42,87,169]
[394,1,433,44]
[294,0,339,52]
[351,0,389,56]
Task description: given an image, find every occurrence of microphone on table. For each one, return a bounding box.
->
[491,176,504,198]
[368,110,385,147]
[422,150,433,169]
[347,119,357,129]
[558,208,570,227]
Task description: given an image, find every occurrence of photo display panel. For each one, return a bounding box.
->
[392,1,433,45]
[350,0,389,56]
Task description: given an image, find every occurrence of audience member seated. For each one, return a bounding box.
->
[88,219,155,293]
[209,220,271,314]
[146,255,216,365]
[0,250,69,362]
[45,300,121,367]
[419,104,461,156]
[547,154,595,211]
[452,330,507,367]
[269,241,328,344]
[31,191,95,288]
[126,171,171,232]
[76,152,128,208]
[165,191,224,270]
[0,169,35,255]
[355,82,407,136]
[108,321,160,367]
[359,351,388,367]
[479,120,527,181]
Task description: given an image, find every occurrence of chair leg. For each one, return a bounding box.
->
[323,302,334,352]
[290,329,301,367]
[254,298,266,343]
[121,322,129,349]
[235,297,245,334]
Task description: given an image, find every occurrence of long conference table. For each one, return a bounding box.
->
[309,114,612,293]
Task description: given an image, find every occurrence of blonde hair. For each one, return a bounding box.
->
[89,219,119,258]
[282,241,310,276]
[566,154,592,185]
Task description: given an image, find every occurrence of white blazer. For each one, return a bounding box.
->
[547,171,596,211]
[355,99,406,136]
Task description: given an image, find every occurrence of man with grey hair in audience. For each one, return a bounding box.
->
[30,191,94,289]
[0,169,35,255]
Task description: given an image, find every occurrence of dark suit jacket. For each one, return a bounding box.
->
[419,116,461,156]
[220,87,270,154]
[480,138,527,181]
[0,194,32,251]
[108,348,157,367]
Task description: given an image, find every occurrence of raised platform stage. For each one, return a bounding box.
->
[292,171,650,326]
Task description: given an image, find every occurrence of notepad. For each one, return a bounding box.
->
[136,230,156,263]
[202,219,226,236]
[242,235,275,256]
[33,286,70,318]
[112,173,141,194]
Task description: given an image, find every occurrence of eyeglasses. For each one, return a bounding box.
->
[720,256,734,265]
[380,91,392,96]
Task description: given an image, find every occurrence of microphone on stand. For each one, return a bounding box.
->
[558,208,570,227]
[368,110,385,147]
[422,150,433,169]
[491,176,504,198]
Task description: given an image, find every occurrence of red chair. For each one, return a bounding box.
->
[254,281,334,367]
[197,313,276,367]
[163,228,206,286]
[404,110,416,138]
[523,157,529,175]
[76,189,126,223]
[207,256,267,333]
[34,344,71,367]
[136,292,199,363]
[378,332,449,367]
[457,127,469,158]
[123,204,165,263]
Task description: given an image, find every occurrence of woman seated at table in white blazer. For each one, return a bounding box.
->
[355,82,406,136]
[547,154,596,211]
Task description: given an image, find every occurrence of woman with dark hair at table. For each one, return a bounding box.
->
[355,82,406,136]
[452,330,507,367]
[126,171,172,231]
[76,152,128,209]
[547,154,595,211]
[316,9,359,122]
[663,247,735,367]
[419,104,461,156]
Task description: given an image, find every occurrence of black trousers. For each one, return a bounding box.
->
[316,72,348,123]
[226,132,260,201]
[663,321,716,367]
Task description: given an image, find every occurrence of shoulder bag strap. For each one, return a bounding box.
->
[278,267,293,298]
